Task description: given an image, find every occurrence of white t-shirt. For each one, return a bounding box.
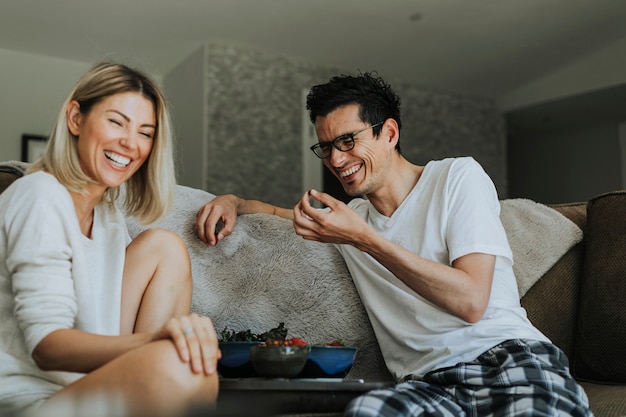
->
[335,157,548,381]
[0,171,130,413]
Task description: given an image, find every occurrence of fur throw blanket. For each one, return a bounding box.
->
[124,186,392,380]
[123,185,583,381]
[500,198,583,297]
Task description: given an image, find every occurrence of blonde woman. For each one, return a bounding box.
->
[0,62,219,417]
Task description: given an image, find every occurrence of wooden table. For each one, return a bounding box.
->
[215,378,392,416]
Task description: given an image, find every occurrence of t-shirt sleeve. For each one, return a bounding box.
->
[445,158,512,263]
[4,180,78,355]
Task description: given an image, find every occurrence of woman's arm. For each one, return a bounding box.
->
[33,311,220,375]
[32,330,152,373]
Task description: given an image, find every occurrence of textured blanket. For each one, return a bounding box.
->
[500,198,583,297]
[124,186,392,379]
[122,185,583,380]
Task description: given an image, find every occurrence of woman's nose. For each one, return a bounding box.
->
[119,131,138,149]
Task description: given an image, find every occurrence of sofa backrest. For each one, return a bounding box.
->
[520,202,586,373]
[0,165,23,192]
[574,191,626,384]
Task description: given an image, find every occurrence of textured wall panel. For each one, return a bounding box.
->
[201,42,506,207]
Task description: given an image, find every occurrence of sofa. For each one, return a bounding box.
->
[1,162,625,417]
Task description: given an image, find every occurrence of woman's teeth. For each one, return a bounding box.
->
[105,152,130,167]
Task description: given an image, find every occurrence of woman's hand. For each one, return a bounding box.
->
[153,313,221,375]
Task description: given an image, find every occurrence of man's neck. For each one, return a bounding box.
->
[366,160,424,217]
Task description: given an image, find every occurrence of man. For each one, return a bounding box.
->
[196,72,593,417]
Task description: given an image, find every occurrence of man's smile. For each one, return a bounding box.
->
[339,164,362,179]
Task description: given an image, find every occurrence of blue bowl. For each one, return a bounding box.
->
[218,341,263,377]
[300,345,357,378]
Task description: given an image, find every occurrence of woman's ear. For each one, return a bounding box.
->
[66,100,82,136]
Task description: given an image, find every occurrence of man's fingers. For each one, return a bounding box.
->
[195,207,209,243]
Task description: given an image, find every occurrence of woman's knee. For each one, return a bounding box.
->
[131,340,219,404]
[49,340,218,417]
[128,228,192,290]
[133,228,189,260]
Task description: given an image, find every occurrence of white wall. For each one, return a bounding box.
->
[498,36,626,111]
[620,123,626,188]
[163,46,206,188]
[0,48,91,161]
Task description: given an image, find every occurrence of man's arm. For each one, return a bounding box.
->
[196,194,293,246]
[294,189,494,323]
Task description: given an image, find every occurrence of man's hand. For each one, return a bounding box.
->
[293,189,370,249]
[196,194,294,246]
[195,194,240,246]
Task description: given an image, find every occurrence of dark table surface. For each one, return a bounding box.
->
[215,378,393,416]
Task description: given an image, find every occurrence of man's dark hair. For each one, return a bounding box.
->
[306,71,402,153]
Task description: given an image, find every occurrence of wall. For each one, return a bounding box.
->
[203,42,342,206]
[499,31,626,203]
[498,36,626,111]
[0,48,90,161]
[621,123,626,187]
[506,82,626,203]
[166,42,507,208]
[163,47,206,189]
[398,85,506,193]
[1,45,506,206]
[508,122,621,204]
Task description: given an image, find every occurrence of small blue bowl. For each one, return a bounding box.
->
[300,345,357,378]
[218,341,263,377]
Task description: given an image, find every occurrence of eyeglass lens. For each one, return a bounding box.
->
[311,122,383,159]
[319,135,353,157]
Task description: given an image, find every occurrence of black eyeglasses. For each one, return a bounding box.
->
[310,122,384,159]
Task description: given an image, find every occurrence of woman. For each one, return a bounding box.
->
[0,62,220,417]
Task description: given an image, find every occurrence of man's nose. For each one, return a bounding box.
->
[329,146,347,166]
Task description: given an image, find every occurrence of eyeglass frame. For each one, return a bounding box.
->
[310,121,384,159]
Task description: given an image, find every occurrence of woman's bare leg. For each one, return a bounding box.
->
[46,340,219,417]
[120,228,193,334]
[44,229,218,416]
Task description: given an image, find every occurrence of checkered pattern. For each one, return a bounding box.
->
[344,339,593,417]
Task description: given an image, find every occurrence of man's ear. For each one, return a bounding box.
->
[66,100,82,136]
[382,118,400,149]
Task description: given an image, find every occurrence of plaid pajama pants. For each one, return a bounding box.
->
[345,339,593,417]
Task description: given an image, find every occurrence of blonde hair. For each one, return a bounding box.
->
[29,62,176,225]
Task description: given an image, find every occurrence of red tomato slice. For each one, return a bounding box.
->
[289,337,308,346]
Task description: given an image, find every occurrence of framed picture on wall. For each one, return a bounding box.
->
[21,134,48,163]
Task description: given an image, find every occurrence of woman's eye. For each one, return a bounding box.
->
[109,119,122,126]
[140,131,154,139]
